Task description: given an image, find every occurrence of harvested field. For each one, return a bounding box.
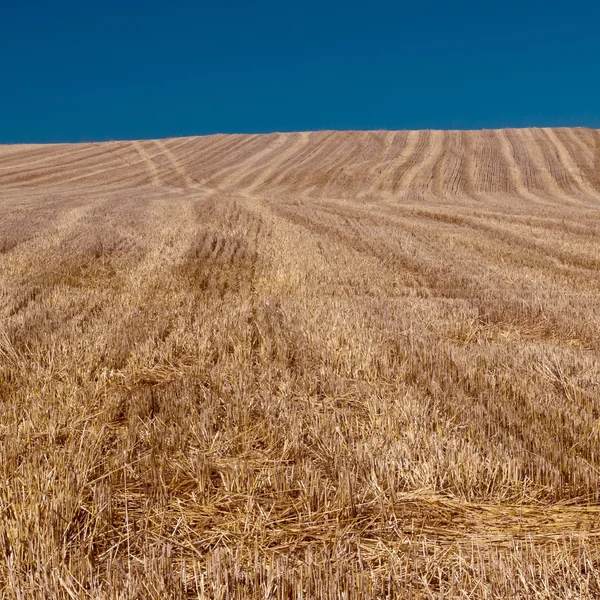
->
[1,127,600,598]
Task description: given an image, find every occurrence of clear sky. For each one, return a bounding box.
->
[1,0,599,143]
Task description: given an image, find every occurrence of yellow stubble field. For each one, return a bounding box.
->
[1,128,600,598]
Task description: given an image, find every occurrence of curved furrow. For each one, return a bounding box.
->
[0,143,104,172]
[184,135,268,187]
[238,132,311,192]
[495,129,548,205]
[2,128,599,204]
[359,130,398,198]
[301,131,380,197]
[138,137,210,190]
[286,131,367,195]
[151,134,249,189]
[43,166,165,196]
[151,139,212,191]
[33,142,160,191]
[196,134,264,174]
[518,128,580,205]
[592,129,600,191]
[197,135,266,185]
[166,134,248,183]
[531,128,585,201]
[365,131,411,196]
[470,130,510,196]
[0,144,75,168]
[399,130,446,199]
[150,139,196,189]
[157,136,204,168]
[469,208,600,241]
[453,131,483,204]
[387,130,431,195]
[133,141,163,188]
[430,130,455,199]
[560,128,600,194]
[321,131,390,197]
[205,133,285,189]
[400,207,600,282]
[0,143,128,187]
[444,131,465,198]
[349,130,390,171]
[541,128,600,202]
[103,142,186,191]
[266,131,339,189]
[0,146,141,189]
[503,129,562,204]
[0,143,45,158]
[47,143,162,190]
[27,143,141,185]
[58,147,182,192]
[556,129,598,177]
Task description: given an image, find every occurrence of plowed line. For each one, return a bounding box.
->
[207,134,285,189]
[521,129,579,205]
[242,132,311,192]
[0,144,102,171]
[399,130,444,194]
[200,136,265,184]
[266,131,337,187]
[542,128,600,201]
[497,130,547,205]
[0,145,125,186]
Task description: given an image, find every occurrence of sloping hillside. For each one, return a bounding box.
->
[1,129,600,598]
[1,128,599,204]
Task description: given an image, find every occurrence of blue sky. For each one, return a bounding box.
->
[1,0,599,142]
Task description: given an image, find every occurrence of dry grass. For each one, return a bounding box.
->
[1,128,600,598]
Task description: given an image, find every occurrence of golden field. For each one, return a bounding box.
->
[1,128,600,598]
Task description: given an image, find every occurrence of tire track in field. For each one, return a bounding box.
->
[2,128,600,203]
[133,141,162,187]
[152,139,210,192]
[45,139,196,191]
